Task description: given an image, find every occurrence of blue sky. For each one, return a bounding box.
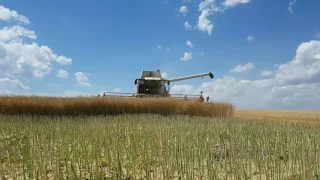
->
[0,0,320,109]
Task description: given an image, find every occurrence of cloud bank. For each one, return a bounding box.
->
[171,40,320,110]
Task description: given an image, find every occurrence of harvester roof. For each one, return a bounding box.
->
[140,69,162,79]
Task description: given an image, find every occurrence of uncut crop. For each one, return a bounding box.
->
[1,114,319,179]
[0,96,234,118]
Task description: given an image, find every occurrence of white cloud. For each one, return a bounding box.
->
[57,69,69,78]
[0,6,72,80]
[166,48,171,52]
[194,0,251,35]
[287,0,297,15]
[170,85,194,94]
[266,83,320,109]
[55,56,72,65]
[181,52,192,61]
[0,26,36,42]
[161,72,168,78]
[0,77,29,91]
[223,0,250,8]
[0,5,30,24]
[274,40,320,85]
[247,35,254,42]
[194,76,274,108]
[171,77,274,108]
[113,88,121,92]
[0,39,72,78]
[260,70,273,77]
[199,0,216,11]
[171,40,320,109]
[184,21,192,30]
[198,52,205,56]
[195,0,224,35]
[229,62,254,73]
[180,6,188,15]
[75,72,91,87]
[186,40,193,48]
[157,45,162,49]
[196,9,214,35]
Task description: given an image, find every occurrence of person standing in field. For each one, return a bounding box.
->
[199,92,204,103]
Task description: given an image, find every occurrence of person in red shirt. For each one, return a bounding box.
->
[199,92,204,102]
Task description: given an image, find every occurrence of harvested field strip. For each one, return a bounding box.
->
[236,110,320,126]
[0,96,234,118]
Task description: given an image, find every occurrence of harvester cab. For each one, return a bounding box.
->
[134,69,168,97]
[102,69,214,101]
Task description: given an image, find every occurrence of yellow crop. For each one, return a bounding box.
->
[0,96,234,118]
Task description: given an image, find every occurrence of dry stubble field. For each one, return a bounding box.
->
[236,109,320,126]
[0,96,320,179]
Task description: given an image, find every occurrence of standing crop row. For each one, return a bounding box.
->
[0,96,234,118]
[0,114,319,179]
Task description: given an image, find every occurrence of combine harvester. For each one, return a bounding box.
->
[101,69,214,102]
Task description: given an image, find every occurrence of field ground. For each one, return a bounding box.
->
[236,109,320,126]
[0,97,319,179]
[1,112,320,179]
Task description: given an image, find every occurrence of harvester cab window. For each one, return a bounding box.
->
[137,79,145,85]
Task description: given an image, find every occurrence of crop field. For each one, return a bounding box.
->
[0,96,319,179]
[236,110,320,127]
[0,96,234,118]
